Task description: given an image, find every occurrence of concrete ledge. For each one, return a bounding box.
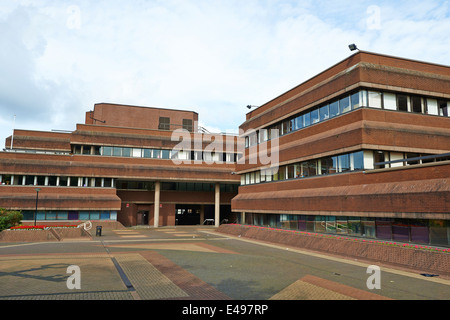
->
[217,224,450,276]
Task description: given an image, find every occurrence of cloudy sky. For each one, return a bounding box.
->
[0,0,449,147]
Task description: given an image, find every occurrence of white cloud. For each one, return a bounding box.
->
[0,0,449,147]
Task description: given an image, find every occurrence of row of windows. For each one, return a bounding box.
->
[241,151,366,185]
[72,145,239,163]
[0,175,114,188]
[0,174,239,194]
[160,182,239,193]
[242,213,450,246]
[245,90,450,148]
[22,210,117,221]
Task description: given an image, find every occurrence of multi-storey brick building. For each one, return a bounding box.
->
[233,51,450,247]
[0,103,241,227]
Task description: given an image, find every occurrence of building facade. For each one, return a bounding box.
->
[0,103,241,227]
[233,51,450,247]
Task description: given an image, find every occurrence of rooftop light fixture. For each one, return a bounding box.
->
[349,44,359,51]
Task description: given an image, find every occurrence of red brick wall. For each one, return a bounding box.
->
[218,224,450,276]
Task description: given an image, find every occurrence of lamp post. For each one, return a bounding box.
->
[34,188,41,226]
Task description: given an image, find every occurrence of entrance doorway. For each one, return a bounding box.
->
[137,211,149,225]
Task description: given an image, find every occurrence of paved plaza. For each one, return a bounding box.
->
[0,226,449,303]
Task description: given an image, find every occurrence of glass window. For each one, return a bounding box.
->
[438,100,448,117]
[426,99,438,115]
[319,105,329,121]
[329,101,339,118]
[132,148,142,158]
[397,94,408,112]
[82,146,91,155]
[57,211,68,220]
[351,92,360,109]
[287,165,295,179]
[122,148,131,157]
[48,176,57,186]
[152,149,161,159]
[339,96,351,113]
[338,154,350,172]
[303,112,311,127]
[376,218,392,240]
[348,217,362,236]
[281,120,289,135]
[183,119,193,132]
[321,157,337,175]
[295,115,303,130]
[113,147,122,157]
[93,146,101,155]
[159,117,170,130]
[161,149,170,159]
[90,212,100,220]
[101,212,111,220]
[142,149,152,158]
[351,151,364,171]
[361,217,376,238]
[411,96,422,113]
[102,146,112,156]
[73,145,82,154]
[383,92,397,110]
[310,109,319,124]
[79,211,90,220]
[368,91,382,109]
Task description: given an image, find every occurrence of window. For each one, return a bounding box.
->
[411,96,422,113]
[383,92,397,110]
[351,92,360,109]
[438,100,448,117]
[122,147,131,157]
[329,101,339,118]
[351,151,364,171]
[73,145,82,155]
[82,146,91,155]
[303,112,311,127]
[295,115,303,130]
[161,149,170,159]
[310,109,319,124]
[183,119,193,132]
[159,117,170,130]
[338,154,350,172]
[319,105,329,121]
[368,91,382,109]
[102,146,112,156]
[339,96,351,113]
[397,94,408,112]
[427,99,438,115]
[132,148,142,158]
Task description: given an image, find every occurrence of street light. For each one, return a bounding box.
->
[34,188,41,226]
[247,105,258,109]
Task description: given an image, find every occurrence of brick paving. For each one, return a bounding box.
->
[0,225,449,301]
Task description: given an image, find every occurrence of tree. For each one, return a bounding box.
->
[0,208,23,232]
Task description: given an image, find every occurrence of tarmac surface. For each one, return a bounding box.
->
[0,226,449,304]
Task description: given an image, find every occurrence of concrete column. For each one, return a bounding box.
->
[241,212,246,225]
[215,182,220,227]
[154,181,161,228]
[200,205,205,225]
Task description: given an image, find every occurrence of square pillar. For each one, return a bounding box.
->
[154,181,161,228]
[215,182,220,227]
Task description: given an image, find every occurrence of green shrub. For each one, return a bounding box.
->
[0,208,23,232]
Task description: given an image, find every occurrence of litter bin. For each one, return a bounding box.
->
[96,226,102,236]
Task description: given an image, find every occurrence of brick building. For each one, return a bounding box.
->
[233,51,450,247]
[0,103,241,227]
